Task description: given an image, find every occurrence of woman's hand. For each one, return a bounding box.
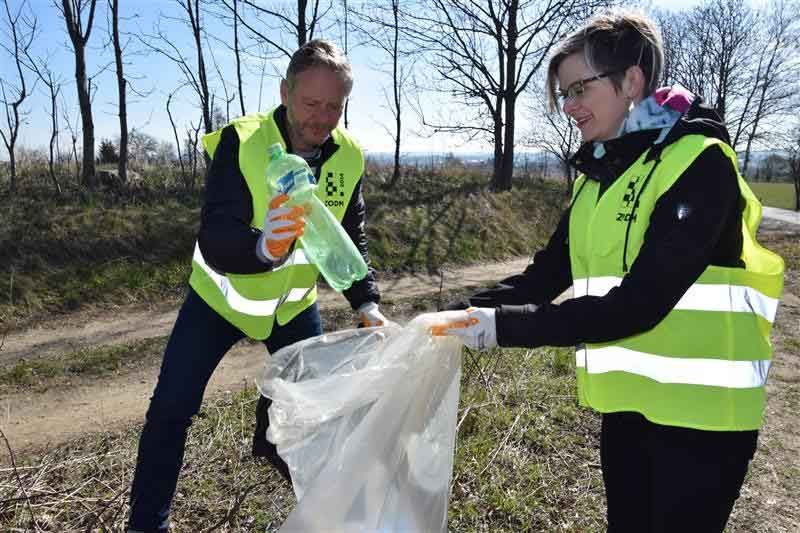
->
[428,307,497,351]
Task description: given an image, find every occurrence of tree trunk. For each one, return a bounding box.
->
[234,0,245,116]
[496,0,518,192]
[76,62,95,187]
[71,135,80,182]
[297,0,308,46]
[167,93,187,188]
[185,0,211,167]
[111,0,127,184]
[500,98,515,191]
[388,0,401,190]
[8,150,16,193]
[492,114,503,191]
[61,0,97,188]
[48,86,62,194]
[795,179,799,211]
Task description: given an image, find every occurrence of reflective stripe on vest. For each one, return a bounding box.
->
[573,276,779,323]
[575,347,770,388]
[192,242,313,316]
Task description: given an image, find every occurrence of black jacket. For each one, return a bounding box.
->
[197,106,380,310]
[464,97,744,348]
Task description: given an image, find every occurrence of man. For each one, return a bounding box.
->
[126,39,389,533]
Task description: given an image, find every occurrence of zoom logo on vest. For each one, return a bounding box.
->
[617,175,643,222]
[324,171,346,208]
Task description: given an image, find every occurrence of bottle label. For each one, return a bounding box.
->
[275,169,316,195]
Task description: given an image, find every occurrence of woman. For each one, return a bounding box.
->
[429,9,784,532]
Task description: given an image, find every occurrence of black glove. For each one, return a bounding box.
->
[445,297,472,311]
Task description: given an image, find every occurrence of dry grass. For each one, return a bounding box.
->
[3,324,796,532]
[0,343,608,532]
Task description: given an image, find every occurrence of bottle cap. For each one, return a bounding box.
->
[267,143,285,161]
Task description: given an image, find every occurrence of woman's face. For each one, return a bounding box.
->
[557,52,632,143]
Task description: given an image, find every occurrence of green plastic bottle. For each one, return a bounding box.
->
[265,143,368,291]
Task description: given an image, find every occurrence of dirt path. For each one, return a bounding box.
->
[0,257,532,451]
[0,257,531,367]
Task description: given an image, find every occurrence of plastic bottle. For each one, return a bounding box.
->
[265,143,368,292]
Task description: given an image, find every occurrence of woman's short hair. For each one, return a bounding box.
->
[546,8,664,111]
[286,39,353,93]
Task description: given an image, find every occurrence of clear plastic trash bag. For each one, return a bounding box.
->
[258,315,463,533]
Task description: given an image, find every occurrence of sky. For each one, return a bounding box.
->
[1,0,704,161]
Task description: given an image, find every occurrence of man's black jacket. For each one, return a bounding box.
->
[461,98,745,348]
[197,106,380,310]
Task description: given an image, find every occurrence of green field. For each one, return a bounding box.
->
[747,181,797,210]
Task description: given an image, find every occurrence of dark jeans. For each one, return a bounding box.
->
[601,411,758,533]
[127,288,322,532]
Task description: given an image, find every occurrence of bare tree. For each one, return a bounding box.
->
[57,0,99,188]
[525,91,580,194]
[185,118,202,186]
[184,0,211,136]
[340,0,349,128]
[62,101,81,182]
[166,88,187,187]
[233,0,246,115]
[403,0,604,191]
[227,0,332,55]
[207,36,237,123]
[352,0,414,189]
[735,0,800,175]
[0,0,37,194]
[668,0,756,129]
[651,8,685,87]
[787,126,800,211]
[109,0,128,184]
[139,0,212,165]
[26,55,64,194]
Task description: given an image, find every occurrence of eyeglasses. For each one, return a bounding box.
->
[557,71,618,102]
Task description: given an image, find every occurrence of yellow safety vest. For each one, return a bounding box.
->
[189,108,364,339]
[569,135,784,430]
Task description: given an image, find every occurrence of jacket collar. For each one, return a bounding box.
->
[569,129,660,186]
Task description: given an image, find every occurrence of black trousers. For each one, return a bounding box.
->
[601,412,758,533]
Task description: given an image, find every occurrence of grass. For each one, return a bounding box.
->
[747,181,798,210]
[0,174,566,333]
[0,344,607,532]
[0,337,168,393]
[0,188,201,330]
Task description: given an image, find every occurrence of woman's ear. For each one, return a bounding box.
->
[622,65,647,103]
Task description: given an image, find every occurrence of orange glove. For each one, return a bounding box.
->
[429,307,497,350]
[257,194,305,262]
[358,301,392,327]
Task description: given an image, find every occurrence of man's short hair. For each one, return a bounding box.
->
[286,39,353,93]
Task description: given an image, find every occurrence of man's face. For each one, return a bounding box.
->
[281,66,349,151]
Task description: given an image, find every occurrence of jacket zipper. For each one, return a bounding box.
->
[622,151,662,273]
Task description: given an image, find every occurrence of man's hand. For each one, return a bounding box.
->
[358,301,392,327]
[257,193,305,262]
[429,307,497,351]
